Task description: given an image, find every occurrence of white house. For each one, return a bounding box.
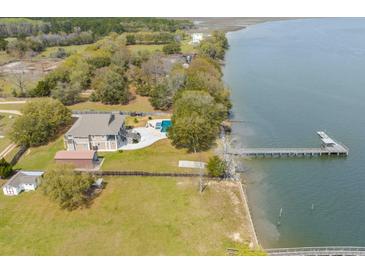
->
[191,33,203,44]
[64,113,127,152]
[2,171,44,196]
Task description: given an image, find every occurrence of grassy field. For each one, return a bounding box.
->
[101,139,214,173]
[0,176,251,255]
[34,44,90,59]
[68,95,156,112]
[14,136,64,170]
[127,40,196,55]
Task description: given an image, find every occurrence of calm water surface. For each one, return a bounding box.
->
[223,18,365,248]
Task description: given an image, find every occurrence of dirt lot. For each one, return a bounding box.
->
[0,58,62,96]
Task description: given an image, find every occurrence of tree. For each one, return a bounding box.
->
[207,156,226,178]
[170,113,218,152]
[141,52,166,85]
[0,158,13,178]
[169,90,226,152]
[30,67,70,97]
[162,42,181,54]
[6,38,29,58]
[51,82,81,105]
[126,34,136,45]
[41,164,94,210]
[91,65,131,104]
[198,31,229,60]
[10,98,72,147]
[149,81,173,110]
[12,72,27,97]
[185,56,231,110]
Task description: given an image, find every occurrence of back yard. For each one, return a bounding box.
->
[0,176,252,255]
[14,135,214,174]
[100,139,214,173]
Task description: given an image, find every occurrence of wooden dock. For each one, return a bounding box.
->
[227,131,349,157]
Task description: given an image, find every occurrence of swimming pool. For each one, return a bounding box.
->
[160,120,172,132]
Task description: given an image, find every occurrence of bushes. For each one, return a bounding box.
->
[198,31,229,60]
[0,38,8,51]
[124,32,175,45]
[162,42,181,54]
[0,158,13,179]
[207,156,226,178]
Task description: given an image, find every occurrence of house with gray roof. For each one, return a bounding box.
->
[2,171,44,196]
[64,113,127,151]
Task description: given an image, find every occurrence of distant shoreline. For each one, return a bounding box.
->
[174,17,303,33]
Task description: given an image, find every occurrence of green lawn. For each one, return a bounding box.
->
[14,136,64,170]
[101,139,214,173]
[68,95,156,112]
[14,134,213,174]
[127,44,164,54]
[0,176,251,255]
[127,40,196,55]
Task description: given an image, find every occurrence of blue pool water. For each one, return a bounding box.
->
[161,120,172,132]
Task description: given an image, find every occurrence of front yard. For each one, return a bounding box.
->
[0,176,251,255]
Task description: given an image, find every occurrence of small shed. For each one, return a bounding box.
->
[54,150,99,170]
[2,171,44,196]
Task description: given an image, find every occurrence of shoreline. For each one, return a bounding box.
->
[178,17,304,33]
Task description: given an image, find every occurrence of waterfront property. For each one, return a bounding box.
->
[64,113,128,151]
[2,171,44,196]
[228,131,349,157]
[54,150,101,170]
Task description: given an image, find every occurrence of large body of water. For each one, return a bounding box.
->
[223,18,365,248]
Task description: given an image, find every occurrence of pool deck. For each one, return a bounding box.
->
[119,123,168,150]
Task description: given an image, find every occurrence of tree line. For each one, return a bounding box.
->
[0,17,193,38]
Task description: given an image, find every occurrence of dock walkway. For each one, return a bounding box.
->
[227,131,349,157]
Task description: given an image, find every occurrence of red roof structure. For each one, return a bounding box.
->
[55,150,96,160]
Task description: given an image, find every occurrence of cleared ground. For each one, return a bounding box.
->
[0,176,251,255]
[68,95,156,112]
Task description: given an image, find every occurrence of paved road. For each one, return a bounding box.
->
[0,143,17,159]
[0,110,22,115]
[0,101,26,104]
